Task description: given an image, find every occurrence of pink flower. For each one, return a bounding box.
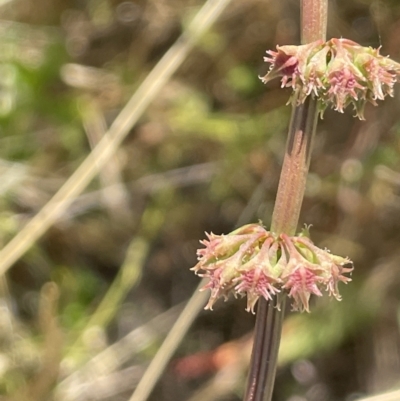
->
[260,41,324,90]
[235,268,280,313]
[192,224,353,313]
[303,45,330,98]
[260,38,400,119]
[280,233,326,311]
[234,238,282,313]
[294,236,353,299]
[193,224,267,273]
[199,267,227,310]
[282,267,323,312]
[193,224,269,310]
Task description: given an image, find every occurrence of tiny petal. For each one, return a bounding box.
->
[234,237,282,313]
[303,46,330,99]
[235,268,280,313]
[325,40,367,113]
[355,51,399,100]
[280,234,326,312]
[199,267,227,310]
[294,236,354,299]
[282,267,323,312]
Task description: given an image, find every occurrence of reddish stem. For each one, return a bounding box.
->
[301,0,328,44]
[243,1,327,401]
[271,96,318,235]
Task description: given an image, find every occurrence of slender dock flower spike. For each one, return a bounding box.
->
[192,224,353,313]
[260,38,400,119]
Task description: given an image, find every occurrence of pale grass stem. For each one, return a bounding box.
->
[0,2,232,400]
[0,0,233,277]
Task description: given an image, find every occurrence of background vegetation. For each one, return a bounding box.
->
[0,0,400,400]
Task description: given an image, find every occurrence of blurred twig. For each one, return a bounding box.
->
[359,389,400,401]
[1,160,216,219]
[69,237,148,353]
[65,365,144,401]
[63,162,218,220]
[0,0,233,277]
[13,282,62,401]
[55,303,184,401]
[80,98,133,223]
[128,281,209,401]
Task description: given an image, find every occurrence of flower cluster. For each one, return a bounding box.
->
[259,38,400,119]
[192,224,353,313]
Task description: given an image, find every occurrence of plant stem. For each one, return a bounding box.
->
[244,96,318,401]
[243,294,286,401]
[243,1,327,401]
[301,0,328,43]
[270,96,319,235]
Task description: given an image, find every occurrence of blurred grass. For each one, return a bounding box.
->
[0,1,399,401]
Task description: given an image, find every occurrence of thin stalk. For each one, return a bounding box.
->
[243,1,327,401]
[243,294,285,401]
[244,97,318,401]
[271,96,319,235]
[301,0,328,43]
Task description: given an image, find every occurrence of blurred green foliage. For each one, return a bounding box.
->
[0,1,399,401]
